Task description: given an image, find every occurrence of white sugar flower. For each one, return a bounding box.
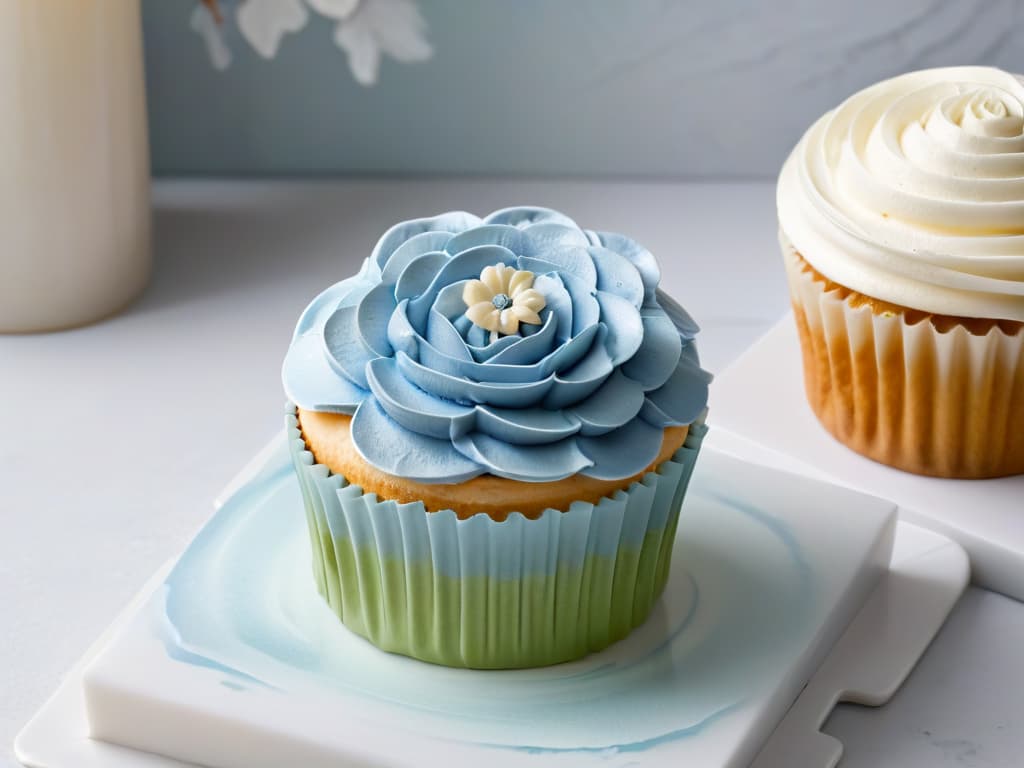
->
[463,264,547,341]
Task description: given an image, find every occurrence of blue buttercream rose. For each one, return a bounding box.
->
[284,206,710,483]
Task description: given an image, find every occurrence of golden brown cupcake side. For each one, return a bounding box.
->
[297,407,690,520]
[786,247,1024,478]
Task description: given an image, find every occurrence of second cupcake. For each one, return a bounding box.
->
[778,66,1024,478]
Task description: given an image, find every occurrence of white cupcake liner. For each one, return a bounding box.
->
[782,234,1024,478]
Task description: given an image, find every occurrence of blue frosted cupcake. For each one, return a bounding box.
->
[283,206,710,668]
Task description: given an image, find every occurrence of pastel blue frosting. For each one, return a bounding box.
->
[283,206,711,483]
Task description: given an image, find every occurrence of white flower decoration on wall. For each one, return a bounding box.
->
[463,264,547,342]
[192,0,432,86]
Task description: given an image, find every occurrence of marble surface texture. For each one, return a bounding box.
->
[1,179,1022,767]
[142,0,1024,177]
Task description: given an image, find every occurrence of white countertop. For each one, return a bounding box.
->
[2,179,1021,767]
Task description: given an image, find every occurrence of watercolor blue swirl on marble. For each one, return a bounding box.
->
[155,439,818,755]
[481,702,740,756]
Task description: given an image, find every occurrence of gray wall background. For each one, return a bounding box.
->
[143,0,1022,178]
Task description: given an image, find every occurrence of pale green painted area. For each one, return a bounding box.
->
[309,525,675,670]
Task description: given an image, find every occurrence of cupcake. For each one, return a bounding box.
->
[778,66,1024,478]
[282,206,711,668]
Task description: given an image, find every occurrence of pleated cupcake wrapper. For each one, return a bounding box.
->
[782,235,1024,478]
[286,404,707,669]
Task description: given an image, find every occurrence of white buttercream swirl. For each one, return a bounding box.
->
[778,66,1024,321]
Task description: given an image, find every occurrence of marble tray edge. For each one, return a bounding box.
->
[14,432,969,768]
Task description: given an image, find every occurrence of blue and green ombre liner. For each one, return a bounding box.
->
[287,404,706,669]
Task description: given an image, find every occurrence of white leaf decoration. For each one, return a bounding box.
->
[306,0,360,21]
[333,16,380,86]
[362,0,432,63]
[191,0,432,86]
[237,0,309,59]
[190,4,232,71]
[333,0,432,86]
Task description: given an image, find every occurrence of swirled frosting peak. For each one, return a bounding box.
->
[283,207,710,484]
[778,66,1024,321]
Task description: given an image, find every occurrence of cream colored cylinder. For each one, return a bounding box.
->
[0,0,151,333]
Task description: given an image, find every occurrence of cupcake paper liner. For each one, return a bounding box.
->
[782,235,1024,478]
[286,404,707,669]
